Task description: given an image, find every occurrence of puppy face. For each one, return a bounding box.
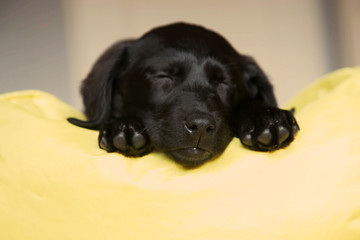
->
[122,51,237,164]
[68,23,298,167]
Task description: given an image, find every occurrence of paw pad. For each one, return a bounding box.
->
[257,129,272,146]
[238,107,299,151]
[98,119,152,157]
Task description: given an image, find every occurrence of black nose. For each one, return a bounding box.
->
[184,113,216,138]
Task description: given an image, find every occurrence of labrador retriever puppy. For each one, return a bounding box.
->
[68,22,299,167]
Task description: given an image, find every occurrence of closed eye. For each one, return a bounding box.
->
[156,73,172,79]
[152,72,174,92]
[146,71,173,82]
[153,72,175,83]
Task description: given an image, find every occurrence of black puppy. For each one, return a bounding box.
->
[68,22,299,167]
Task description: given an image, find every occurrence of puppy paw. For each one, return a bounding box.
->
[237,107,299,151]
[98,119,153,157]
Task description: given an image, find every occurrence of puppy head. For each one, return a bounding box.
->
[75,23,275,167]
[137,51,237,166]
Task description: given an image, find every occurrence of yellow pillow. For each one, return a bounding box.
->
[1,67,360,240]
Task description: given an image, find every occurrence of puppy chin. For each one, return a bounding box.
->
[166,147,214,168]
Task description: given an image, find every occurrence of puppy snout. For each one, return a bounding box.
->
[184,113,216,138]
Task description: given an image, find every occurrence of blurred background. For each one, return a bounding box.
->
[0,0,359,109]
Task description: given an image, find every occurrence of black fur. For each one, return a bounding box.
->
[68,23,299,167]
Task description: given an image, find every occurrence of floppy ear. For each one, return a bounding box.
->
[68,40,133,129]
[239,55,278,107]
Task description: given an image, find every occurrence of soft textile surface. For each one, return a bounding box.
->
[1,68,360,240]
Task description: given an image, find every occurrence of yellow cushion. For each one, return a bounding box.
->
[1,67,360,240]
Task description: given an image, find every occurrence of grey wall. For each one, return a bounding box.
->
[1,0,359,108]
[0,0,71,104]
[63,0,335,107]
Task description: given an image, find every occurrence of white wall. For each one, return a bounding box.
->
[62,0,330,108]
